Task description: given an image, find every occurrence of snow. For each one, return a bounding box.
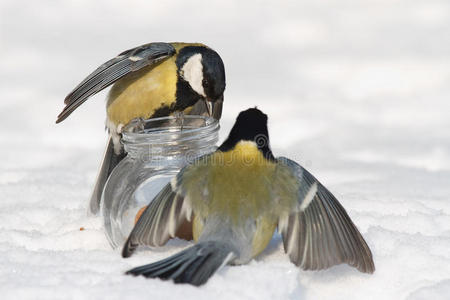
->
[1,0,450,299]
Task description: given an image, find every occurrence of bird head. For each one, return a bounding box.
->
[218,107,275,161]
[176,46,225,118]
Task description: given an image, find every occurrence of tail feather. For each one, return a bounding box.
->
[89,136,126,214]
[126,241,234,286]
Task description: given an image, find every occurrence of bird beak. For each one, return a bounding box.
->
[204,95,223,119]
[205,99,214,117]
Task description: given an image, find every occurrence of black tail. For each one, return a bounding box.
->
[89,137,126,214]
[126,241,234,286]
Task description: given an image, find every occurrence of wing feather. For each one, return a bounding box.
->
[121,183,191,258]
[121,154,210,258]
[277,157,375,273]
[56,42,176,123]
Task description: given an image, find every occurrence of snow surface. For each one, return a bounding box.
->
[1,0,450,299]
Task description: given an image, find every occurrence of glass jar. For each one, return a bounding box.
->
[100,115,219,249]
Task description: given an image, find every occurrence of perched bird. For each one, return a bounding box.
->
[56,42,226,214]
[122,108,375,286]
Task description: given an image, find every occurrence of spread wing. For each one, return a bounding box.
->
[121,180,191,258]
[122,155,210,258]
[56,42,176,123]
[277,157,375,273]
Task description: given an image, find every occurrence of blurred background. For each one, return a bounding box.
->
[1,0,449,299]
[1,0,449,169]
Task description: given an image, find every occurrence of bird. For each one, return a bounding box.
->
[56,42,226,214]
[122,107,375,286]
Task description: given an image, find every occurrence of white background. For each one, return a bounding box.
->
[1,0,449,299]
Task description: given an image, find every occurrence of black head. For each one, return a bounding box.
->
[175,45,225,114]
[200,48,226,101]
[218,108,275,161]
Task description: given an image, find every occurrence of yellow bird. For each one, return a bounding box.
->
[56,42,226,213]
[123,108,375,286]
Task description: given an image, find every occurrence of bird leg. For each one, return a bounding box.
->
[173,111,185,131]
[125,117,146,133]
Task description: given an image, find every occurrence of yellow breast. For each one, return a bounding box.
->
[106,56,178,125]
[106,42,207,126]
[251,217,278,257]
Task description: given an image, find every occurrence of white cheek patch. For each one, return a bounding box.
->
[181,53,206,97]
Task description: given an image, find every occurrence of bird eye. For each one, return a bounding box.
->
[202,79,209,88]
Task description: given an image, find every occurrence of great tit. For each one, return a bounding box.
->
[56,42,226,214]
[122,108,375,286]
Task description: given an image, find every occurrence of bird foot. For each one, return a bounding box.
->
[173,111,185,130]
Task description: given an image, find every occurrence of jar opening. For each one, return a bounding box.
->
[122,115,219,143]
[121,115,219,158]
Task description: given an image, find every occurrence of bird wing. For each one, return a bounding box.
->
[276,157,375,273]
[121,182,191,258]
[122,155,210,258]
[56,42,176,123]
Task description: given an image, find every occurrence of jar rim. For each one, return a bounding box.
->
[122,115,219,145]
